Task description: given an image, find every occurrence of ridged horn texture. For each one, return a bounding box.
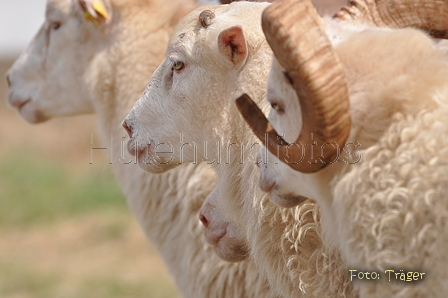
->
[199,10,215,28]
[335,0,448,39]
[237,0,351,173]
[236,93,288,147]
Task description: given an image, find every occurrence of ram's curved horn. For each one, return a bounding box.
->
[237,0,350,173]
[335,0,448,39]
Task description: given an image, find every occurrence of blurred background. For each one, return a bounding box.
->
[0,0,346,297]
[0,1,178,297]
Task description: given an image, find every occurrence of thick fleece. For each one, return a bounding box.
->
[6,0,277,297]
[125,3,357,297]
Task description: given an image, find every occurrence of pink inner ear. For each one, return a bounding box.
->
[218,25,247,66]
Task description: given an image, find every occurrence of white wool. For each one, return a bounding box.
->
[126,2,356,297]
[258,15,448,297]
[6,0,277,297]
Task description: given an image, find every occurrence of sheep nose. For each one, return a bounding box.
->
[5,71,11,88]
[122,120,133,138]
[199,210,209,228]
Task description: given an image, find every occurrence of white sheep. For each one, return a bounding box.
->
[236,0,448,296]
[124,2,356,297]
[5,0,279,297]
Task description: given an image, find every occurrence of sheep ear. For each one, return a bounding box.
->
[218,25,248,69]
[78,0,111,24]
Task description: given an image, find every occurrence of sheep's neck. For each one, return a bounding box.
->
[86,0,214,292]
[86,3,278,297]
[91,59,272,298]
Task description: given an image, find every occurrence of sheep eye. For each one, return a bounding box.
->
[172,61,185,71]
[282,71,293,85]
[270,102,284,113]
[51,21,61,30]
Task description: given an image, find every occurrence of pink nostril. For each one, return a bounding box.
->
[199,211,209,228]
[122,120,133,138]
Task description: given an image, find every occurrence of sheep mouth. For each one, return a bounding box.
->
[205,225,249,262]
[7,90,30,110]
[11,99,49,124]
[16,99,31,111]
[204,224,228,247]
[127,137,151,159]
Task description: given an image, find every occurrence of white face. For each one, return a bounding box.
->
[199,186,248,262]
[124,3,269,174]
[259,150,320,207]
[265,59,302,144]
[6,0,99,123]
[259,57,358,208]
[258,58,317,207]
[123,47,225,173]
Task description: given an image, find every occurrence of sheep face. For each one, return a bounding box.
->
[124,2,270,174]
[265,59,302,145]
[257,58,336,208]
[259,59,308,207]
[258,27,445,211]
[199,186,249,262]
[6,0,110,123]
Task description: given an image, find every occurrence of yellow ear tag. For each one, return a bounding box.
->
[84,11,98,23]
[93,1,110,21]
[83,1,110,23]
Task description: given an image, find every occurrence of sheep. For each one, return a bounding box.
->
[235,0,448,296]
[124,2,357,297]
[5,0,279,297]
[330,102,448,297]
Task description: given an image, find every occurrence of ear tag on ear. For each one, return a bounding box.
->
[93,1,110,20]
[84,1,110,24]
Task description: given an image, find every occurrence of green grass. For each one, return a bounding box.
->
[0,259,178,298]
[0,151,126,227]
[0,259,61,298]
[0,151,180,298]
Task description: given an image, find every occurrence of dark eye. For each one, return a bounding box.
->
[51,21,61,30]
[172,61,185,71]
[270,102,284,113]
[282,71,293,85]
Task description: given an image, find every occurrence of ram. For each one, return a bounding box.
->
[124,2,356,297]
[237,0,448,296]
[5,0,278,297]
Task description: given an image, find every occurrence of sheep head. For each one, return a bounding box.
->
[237,0,351,173]
[124,2,271,174]
[235,0,448,209]
[6,0,113,123]
[199,186,249,262]
[237,0,448,174]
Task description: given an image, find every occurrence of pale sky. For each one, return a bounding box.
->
[0,0,219,59]
[0,0,46,58]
